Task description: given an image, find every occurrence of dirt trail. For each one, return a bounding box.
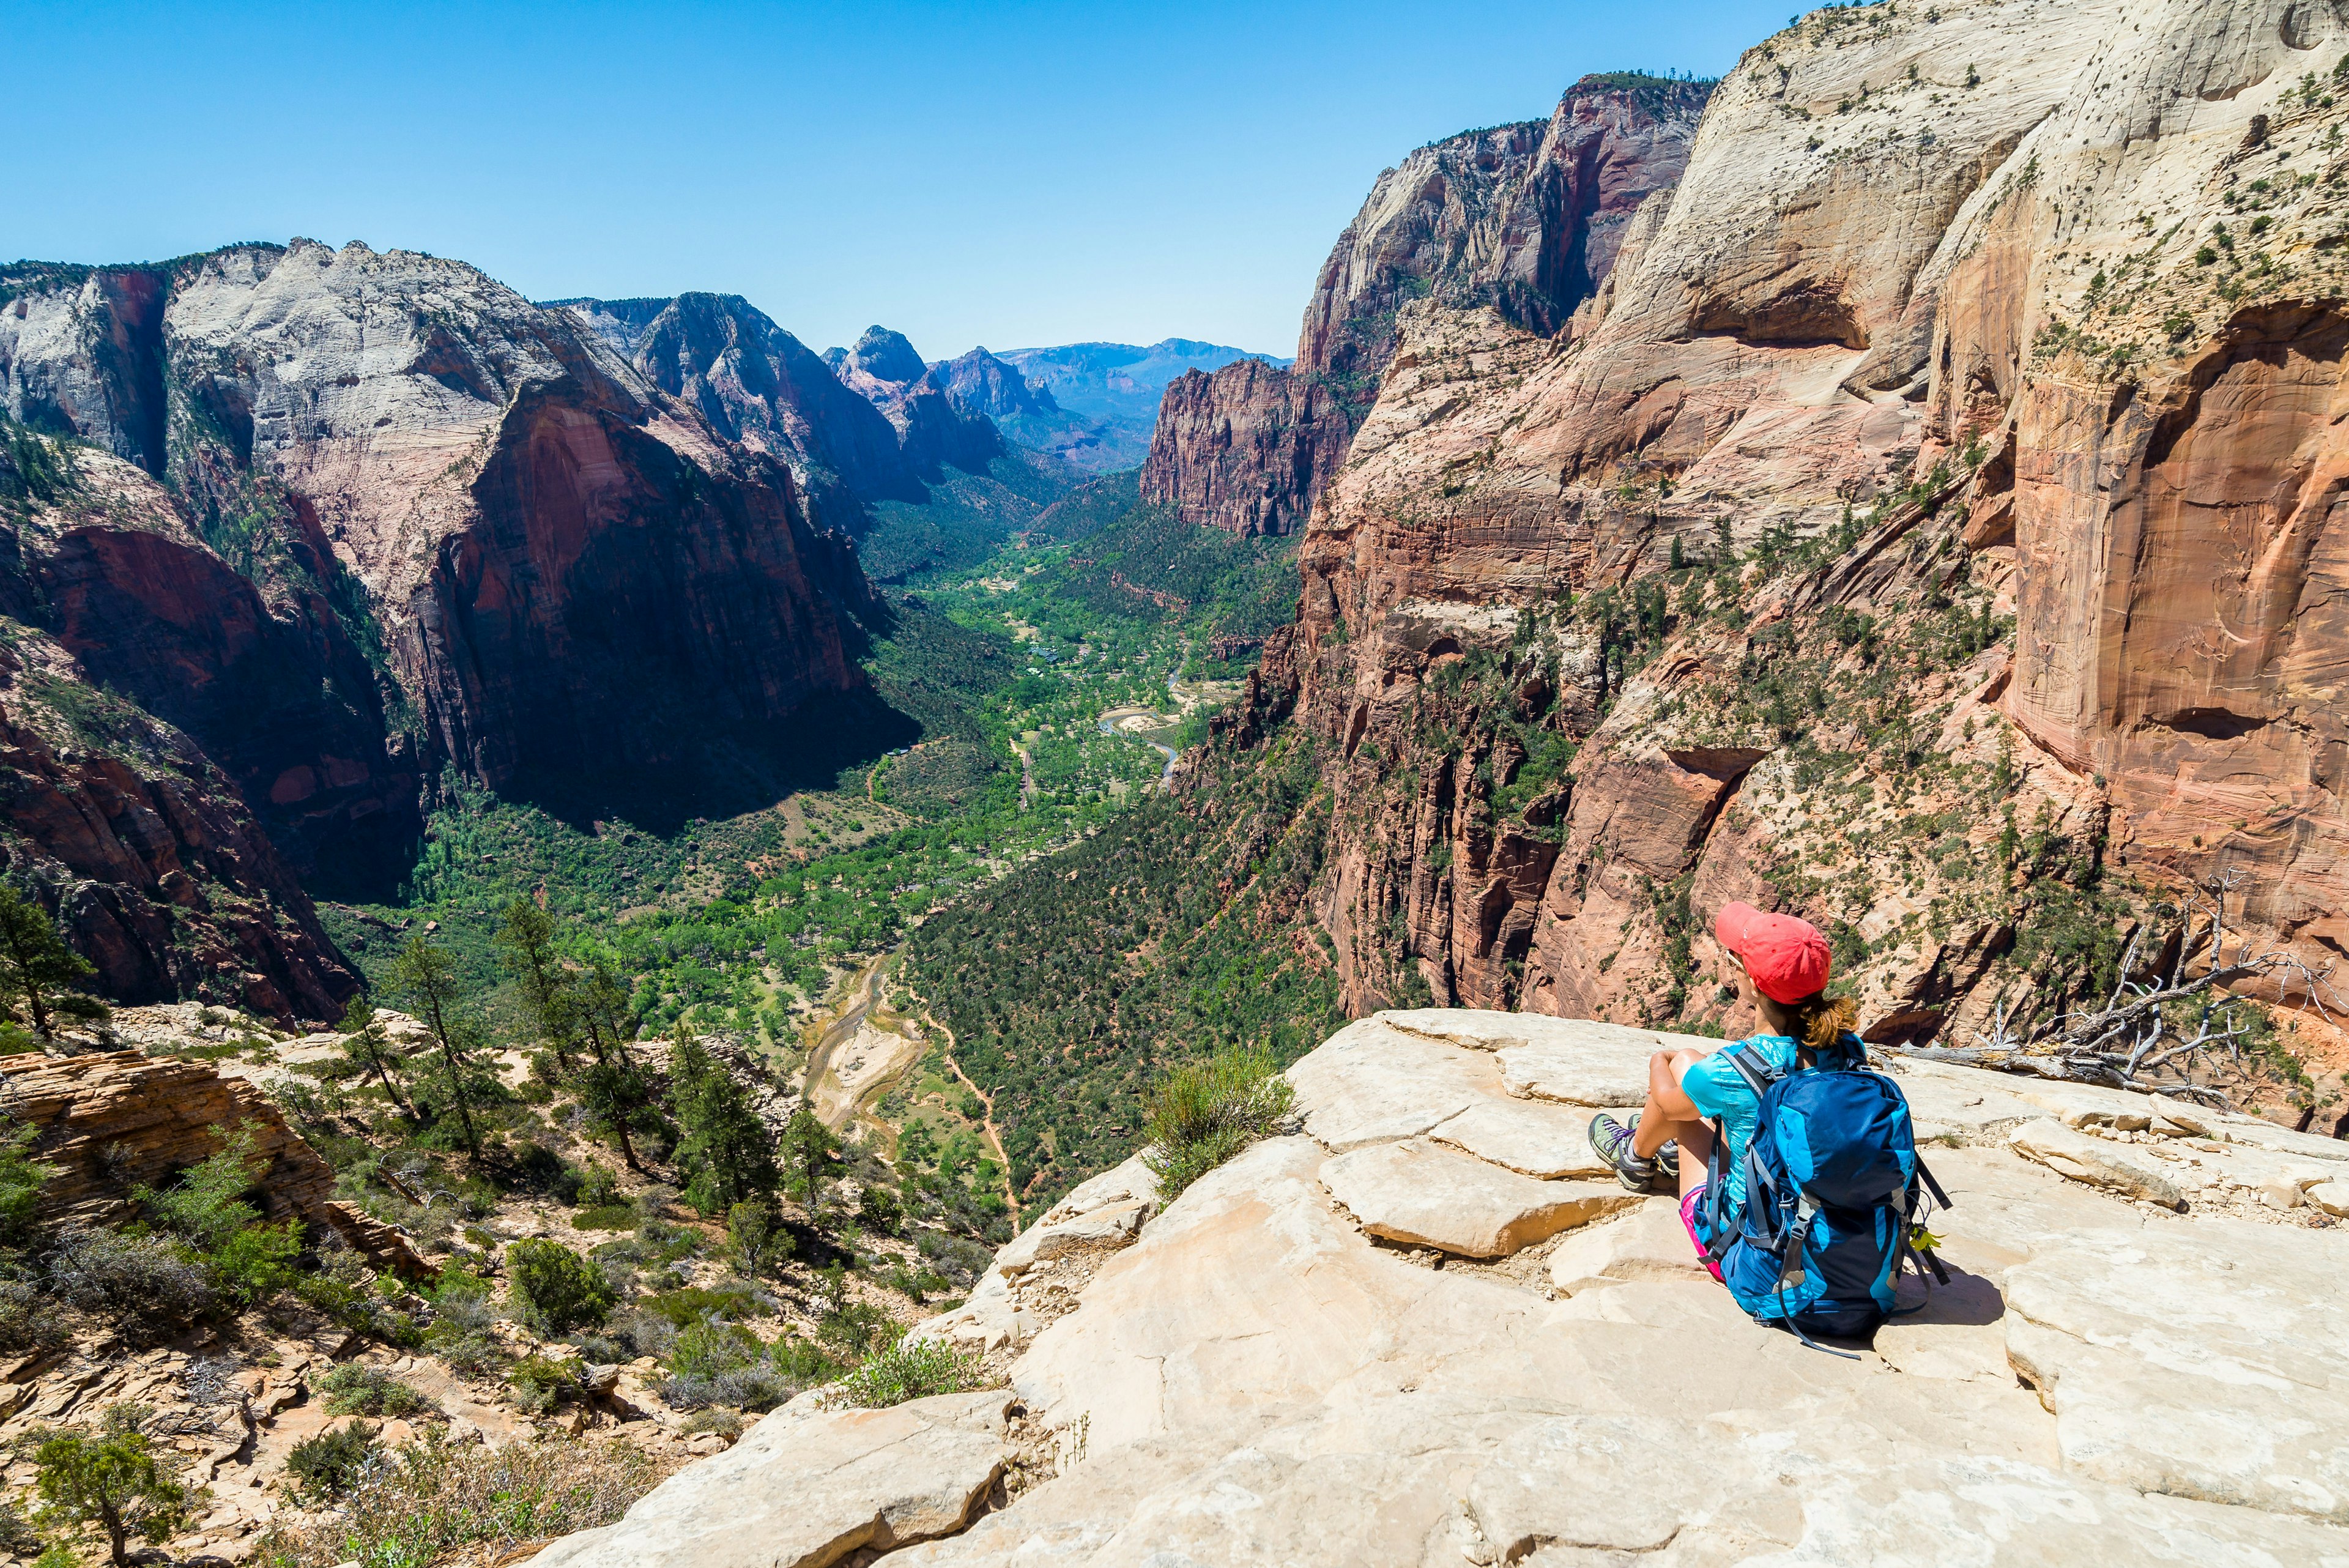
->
[898,981,1022,1230]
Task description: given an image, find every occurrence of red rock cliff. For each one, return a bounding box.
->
[1233,0,2349,1095]
[1142,75,1711,536]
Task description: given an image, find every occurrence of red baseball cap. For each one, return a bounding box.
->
[1715,901,1831,1004]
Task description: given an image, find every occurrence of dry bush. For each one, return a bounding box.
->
[253,1433,667,1568]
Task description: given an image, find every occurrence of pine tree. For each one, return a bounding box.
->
[336,998,416,1120]
[572,957,651,1171]
[669,1031,779,1217]
[780,1107,842,1216]
[0,879,108,1044]
[388,935,482,1155]
[494,897,577,1072]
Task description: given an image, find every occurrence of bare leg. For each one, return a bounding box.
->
[1626,1049,1719,1201]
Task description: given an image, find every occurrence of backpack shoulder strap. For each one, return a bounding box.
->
[1726,1044,1781,1098]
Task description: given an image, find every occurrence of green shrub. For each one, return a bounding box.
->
[570,1205,638,1233]
[286,1421,378,1502]
[857,1186,902,1235]
[29,1408,195,1568]
[0,1122,55,1246]
[836,1336,978,1410]
[201,1220,303,1310]
[575,1164,622,1209]
[506,1354,582,1415]
[316,1365,431,1418]
[132,1128,269,1251]
[817,1301,891,1358]
[505,1239,615,1334]
[726,1199,790,1277]
[1140,1046,1295,1197]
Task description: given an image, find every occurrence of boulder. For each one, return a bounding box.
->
[1319,1139,1639,1257]
[527,1391,1012,1568]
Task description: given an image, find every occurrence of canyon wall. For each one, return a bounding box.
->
[1141,74,1712,536]
[1,244,887,1013]
[1233,0,2349,1091]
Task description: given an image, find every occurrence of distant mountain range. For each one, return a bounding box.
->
[981,340,1289,471]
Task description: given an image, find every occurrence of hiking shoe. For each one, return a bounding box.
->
[1656,1139,1682,1183]
[1588,1112,1663,1192]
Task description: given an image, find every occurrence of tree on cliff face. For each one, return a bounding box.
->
[0,880,109,1047]
[388,935,485,1156]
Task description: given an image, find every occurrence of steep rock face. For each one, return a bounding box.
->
[4,242,874,801]
[1140,359,1349,538]
[561,293,927,522]
[1143,75,1710,535]
[1241,0,2349,1082]
[1301,75,1713,417]
[7,446,410,883]
[826,327,1003,478]
[0,612,357,1020]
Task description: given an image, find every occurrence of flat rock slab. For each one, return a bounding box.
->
[1546,1200,1704,1295]
[1494,1038,1654,1108]
[1431,1095,1610,1178]
[529,1390,1012,1568]
[1321,1139,1639,1257]
[2010,1120,2186,1209]
[2005,1221,2349,1524]
[1288,1017,1503,1151]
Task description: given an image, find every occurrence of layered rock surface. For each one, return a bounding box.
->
[529,1009,2349,1565]
[2,1047,423,1274]
[1231,0,2349,1091]
[1141,74,1710,535]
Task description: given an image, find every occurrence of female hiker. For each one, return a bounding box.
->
[1586,901,1858,1271]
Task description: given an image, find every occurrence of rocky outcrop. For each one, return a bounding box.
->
[1138,359,1348,537]
[1229,0,2349,1094]
[533,1391,1013,1568]
[560,293,930,524]
[1141,74,1710,535]
[2,1048,423,1274]
[528,1009,2349,1564]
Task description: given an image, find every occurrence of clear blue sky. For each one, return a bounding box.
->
[5,1,1792,359]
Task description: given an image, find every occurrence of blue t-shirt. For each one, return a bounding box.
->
[1679,1033,1806,1214]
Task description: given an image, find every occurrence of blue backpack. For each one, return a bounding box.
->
[1701,1033,1951,1356]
